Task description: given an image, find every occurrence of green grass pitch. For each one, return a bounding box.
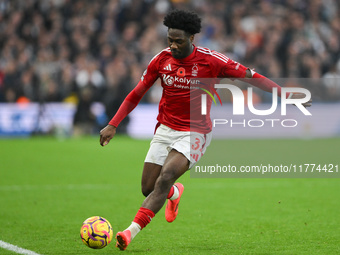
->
[0,136,339,254]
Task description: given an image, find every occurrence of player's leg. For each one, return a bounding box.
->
[116,126,211,250]
[141,149,189,212]
[141,162,162,197]
[141,153,184,219]
[142,124,176,198]
[116,149,188,250]
[164,131,212,222]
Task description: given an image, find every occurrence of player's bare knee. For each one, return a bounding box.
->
[141,186,153,197]
[156,170,176,191]
[141,178,156,197]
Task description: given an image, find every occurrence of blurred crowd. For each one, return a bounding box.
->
[0,0,340,131]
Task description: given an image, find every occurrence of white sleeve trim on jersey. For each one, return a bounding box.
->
[212,52,230,64]
[197,47,213,55]
[197,47,231,64]
[197,47,230,64]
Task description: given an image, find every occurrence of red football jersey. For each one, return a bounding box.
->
[109,46,248,134]
[141,46,247,133]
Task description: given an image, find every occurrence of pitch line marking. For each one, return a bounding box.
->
[0,240,42,255]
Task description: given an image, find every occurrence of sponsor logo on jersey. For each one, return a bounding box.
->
[162,74,174,86]
[163,64,172,71]
[162,74,200,87]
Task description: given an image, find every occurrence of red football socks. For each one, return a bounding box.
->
[133,207,155,229]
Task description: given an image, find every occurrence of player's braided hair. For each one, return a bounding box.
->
[163,9,201,35]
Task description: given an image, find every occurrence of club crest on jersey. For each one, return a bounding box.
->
[192,64,198,76]
[177,67,185,77]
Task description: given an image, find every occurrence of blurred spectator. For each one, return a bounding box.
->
[74,56,105,101]
[58,62,77,102]
[322,62,340,101]
[21,67,40,101]
[0,0,339,109]
[73,85,96,136]
[102,56,131,133]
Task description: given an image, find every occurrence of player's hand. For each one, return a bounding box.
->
[99,125,116,146]
[290,92,312,107]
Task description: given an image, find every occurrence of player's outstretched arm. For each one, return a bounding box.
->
[100,124,116,146]
[245,69,312,108]
[98,51,159,148]
[99,79,154,147]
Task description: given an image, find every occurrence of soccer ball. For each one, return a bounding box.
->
[80,216,113,249]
